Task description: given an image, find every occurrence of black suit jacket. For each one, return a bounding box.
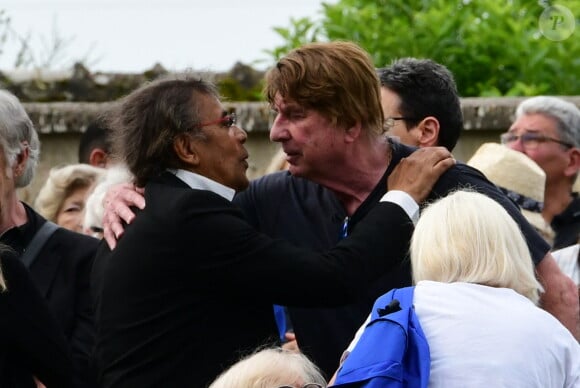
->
[0,251,74,388]
[92,172,414,388]
[1,205,99,388]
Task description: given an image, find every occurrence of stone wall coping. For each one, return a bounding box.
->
[23,96,580,134]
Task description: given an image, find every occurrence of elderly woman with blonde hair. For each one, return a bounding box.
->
[341,190,579,387]
[209,347,326,388]
[35,164,105,233]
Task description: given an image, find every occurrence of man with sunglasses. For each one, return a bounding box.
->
[102,44,579,378]
[502,96,580,249]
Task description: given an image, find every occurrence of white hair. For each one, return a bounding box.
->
[83,164,133,233]
[411,190,543,304]
[516,96,580,148]
[209,347,326,388]
[0,90,40,187]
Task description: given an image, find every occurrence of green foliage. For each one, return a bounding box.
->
[267,0,580,97]
[261,17,323,62]
[218,77,264,102]
[218,62,266,102]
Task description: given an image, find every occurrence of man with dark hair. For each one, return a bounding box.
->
[92,76,453,387]
[78,118,111,167]
[103,43,579,377]
[378,58,463,151]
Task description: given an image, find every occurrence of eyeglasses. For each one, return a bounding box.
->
[385,116,412,131]
[500,132,573,149]
[199,112,237,129]
[277,384,324,388]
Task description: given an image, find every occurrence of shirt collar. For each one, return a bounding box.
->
[0,203,43,255]
[167,169,236,202]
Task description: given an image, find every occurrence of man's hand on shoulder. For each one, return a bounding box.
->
[102,183,145,249]
[388,146,455,203]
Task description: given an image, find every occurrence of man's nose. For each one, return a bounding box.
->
[234,125,247,144]
[269,115,288,142]
[508,137,525,153]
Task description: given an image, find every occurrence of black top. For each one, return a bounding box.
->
[0,203,98,388]
[552,193,580,250]
[92,172,414,388]
[0,251,74,388]
[234,141,551,377]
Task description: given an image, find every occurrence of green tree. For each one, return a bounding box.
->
[266,0,580,96]
[262,17,323,62]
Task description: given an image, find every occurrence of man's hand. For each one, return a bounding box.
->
[536,253,580,339]
[34,376,46,388]
[388,147,455,203]
[281,332,299,353]
[102,183,145,249]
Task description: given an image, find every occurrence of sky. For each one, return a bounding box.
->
[1,0,330,73]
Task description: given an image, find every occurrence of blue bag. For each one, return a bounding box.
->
[332,286,430,388]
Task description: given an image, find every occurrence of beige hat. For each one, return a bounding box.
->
[467,143,554,243]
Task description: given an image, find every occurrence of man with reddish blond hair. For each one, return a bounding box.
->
[103,42,579,377]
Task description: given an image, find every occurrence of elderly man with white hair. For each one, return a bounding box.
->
[0,90,99,387]
[502,96,579,249]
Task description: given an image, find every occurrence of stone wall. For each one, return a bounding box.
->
[18,96,580,203]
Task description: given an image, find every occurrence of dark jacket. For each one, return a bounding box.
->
[0,204,99,387]
[92,172,414,388]
[0,250,74,388]
[234,141,551,377]
[552,193,580,250]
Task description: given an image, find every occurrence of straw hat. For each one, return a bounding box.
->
[467,143,554,243]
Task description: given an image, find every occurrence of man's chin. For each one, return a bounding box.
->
[287,164,304,177]
[234,178,250,193]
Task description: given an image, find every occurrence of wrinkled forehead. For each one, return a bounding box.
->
[509,113,560,135]
[195,93,224,118]
[271,93,303,110]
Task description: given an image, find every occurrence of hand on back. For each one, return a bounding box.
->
[102,183,145,249]
[388,146,456,203]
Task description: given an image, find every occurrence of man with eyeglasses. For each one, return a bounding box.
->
[101,44,579,378]
[501,96,579,250]
[91,76,455,387]
[377,58,463,151]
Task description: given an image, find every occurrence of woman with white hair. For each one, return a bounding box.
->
[82,164,133,238]
[35,164,105,233]
[340,190,579,387]
[209,347,326,388]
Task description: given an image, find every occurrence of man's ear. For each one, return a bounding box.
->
[563,147,580,179]
[173,134,200,167]
[415,116,440,148]
[344,121,363,144]
[89,148,109,168]
[13,141,30,177]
